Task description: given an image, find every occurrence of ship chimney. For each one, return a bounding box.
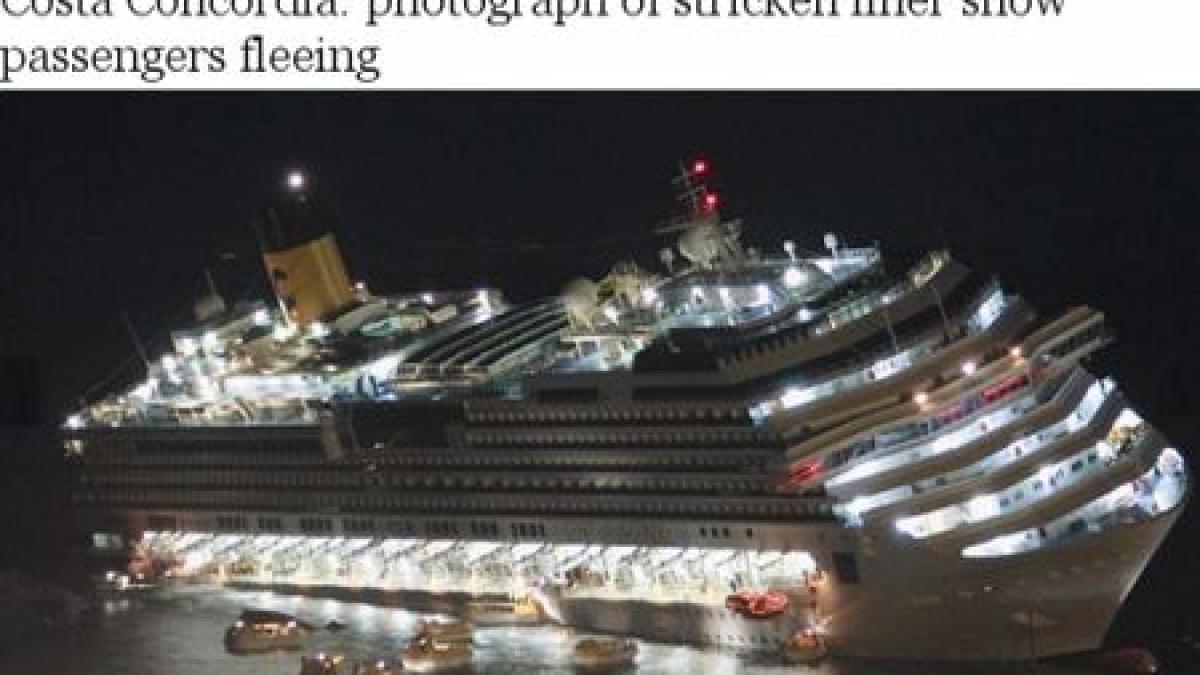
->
[254,171,355,328]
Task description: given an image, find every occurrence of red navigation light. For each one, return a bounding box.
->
[702,191,720,211]
[691,158,709,175]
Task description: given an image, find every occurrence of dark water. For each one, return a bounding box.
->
[0,584,1140,675]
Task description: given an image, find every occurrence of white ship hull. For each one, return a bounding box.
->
[189,495,1182,662]
[836,506,1183,660]
[535,505,1180,660]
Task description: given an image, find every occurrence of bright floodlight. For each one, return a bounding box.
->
[286,170,306,191]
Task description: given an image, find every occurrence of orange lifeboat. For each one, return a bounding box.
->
[724,590,789,619]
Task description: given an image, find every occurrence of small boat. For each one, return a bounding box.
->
[781,629,828,665]
[225,609,312,654]
[401,636,471,672]
[95,569,159,594]
[724,589,789,619]
[468,595,543,626]
[571,638,637,669]
[298,651,347,674]
[416,617,473,643]
[352,658,398,675]
[299,653,398,675]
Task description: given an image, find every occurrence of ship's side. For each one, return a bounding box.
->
[62,168,1188,661]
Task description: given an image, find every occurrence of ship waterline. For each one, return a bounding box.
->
[64,163,1189,661]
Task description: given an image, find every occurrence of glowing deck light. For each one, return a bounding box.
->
[308,322,330,339]
[161,354,178,371]
[755,283,771,305]
[783,240,796,261]
[961,360,978,376]
[286,170,305,192]
[476,289,492,312]
[782,266,804,289]
[1010,346,1023,358]
[718,287,733,305]
[913,391,929,406]
[253,308,271,326]
[602,306,620,324]
[177,337,198,356]
[781,387,814,410]
[65,413,84,429]
[640,287,659,306]
[421,292,435,305]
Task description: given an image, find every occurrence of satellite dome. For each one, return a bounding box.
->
[781,261,832,294]
[562,277,600,329]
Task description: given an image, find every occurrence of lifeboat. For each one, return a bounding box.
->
[298,651,347,675]
[781,629,828,665]
[299,653,398,675]
[724,589,789,619]
[224,609,312,654]
[571,637,637,669]
[401,635,471,673]
[415,617,473,643]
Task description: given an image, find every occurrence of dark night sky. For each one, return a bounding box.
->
[2,94,1200,659]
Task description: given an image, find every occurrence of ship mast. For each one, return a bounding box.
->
[666,156,720,227]
[673,157,718,216]
[655,157,745,271]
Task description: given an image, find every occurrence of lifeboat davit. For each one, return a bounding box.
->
[724,589,789,619]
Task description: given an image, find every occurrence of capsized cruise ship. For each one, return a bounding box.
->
[63,162,1188,661]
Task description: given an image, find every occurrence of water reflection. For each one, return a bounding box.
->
[0,585,1093,674]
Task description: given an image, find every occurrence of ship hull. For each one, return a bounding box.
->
[527,509,1177,660]
[168,502,1183,661]
[833,506,1183,660]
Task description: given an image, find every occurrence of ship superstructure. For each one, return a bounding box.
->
[63,162,1188,660]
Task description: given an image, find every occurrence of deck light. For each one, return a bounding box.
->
[286,170,305,192]
[914,391,929,406]
[1010,346,1023,358]
[961,360,977,376]
[783,240,797,261]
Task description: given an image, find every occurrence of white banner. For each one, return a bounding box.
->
[0,0,1193,88]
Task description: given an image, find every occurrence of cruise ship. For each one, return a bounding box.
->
[63,162,1188,661]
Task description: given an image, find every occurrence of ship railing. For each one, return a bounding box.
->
[772,289,1033,444]
[961,446,1187,558]
[920,426,1166,547]
[827,367,1094,495]
[856,383,1125,524]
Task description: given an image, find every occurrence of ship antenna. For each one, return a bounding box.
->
[203,267,220,298]
[656,156,723,236]
[670,156,719,218]
[120,310,152,373]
